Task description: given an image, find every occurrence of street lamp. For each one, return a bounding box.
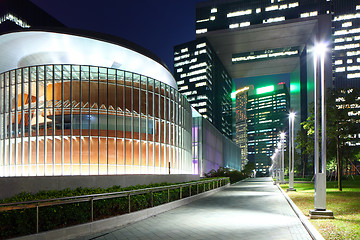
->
[280,133,285,183]
[288,112,296,191]
[310,42,333,219]
[275,148,279,181]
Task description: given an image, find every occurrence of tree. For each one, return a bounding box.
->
[296,88,360,191]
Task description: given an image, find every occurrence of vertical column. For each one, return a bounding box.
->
[52,66,56,176]
[28,68,32,176]
[0,73,3,177]
[21,69,25,176]
[14,70,19,176]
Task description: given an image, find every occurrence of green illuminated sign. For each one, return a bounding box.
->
[256,85,274,95]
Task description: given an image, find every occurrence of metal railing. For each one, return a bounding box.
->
[0,177,229,234]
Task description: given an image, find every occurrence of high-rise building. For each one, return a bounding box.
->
[174,38,232,139]
[195,0,360,89]
[232,86,253,169]
[0,0,65,32]
[247,83,289,173]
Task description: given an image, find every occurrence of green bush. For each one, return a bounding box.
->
[0,177,229,239]
[204,167,247,184]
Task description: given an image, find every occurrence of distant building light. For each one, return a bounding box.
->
[263,16,285,24]
[196,42,206,49]
[211,8,217,13]
[231,86,250,99]
[256,85,275,95]
[196,28,208,34]
[227,9,252,18]
[342,22,352,28]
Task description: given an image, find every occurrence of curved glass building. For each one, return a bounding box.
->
[0,30,192,176]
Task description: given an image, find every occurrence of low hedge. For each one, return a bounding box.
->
[0,177,228,239]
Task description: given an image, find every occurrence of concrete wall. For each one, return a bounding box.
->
[0,174,200,200]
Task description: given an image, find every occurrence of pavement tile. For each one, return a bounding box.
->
[75,177,312,240]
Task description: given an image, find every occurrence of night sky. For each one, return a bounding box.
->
[30,0,205,73]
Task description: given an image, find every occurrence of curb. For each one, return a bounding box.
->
[276,184,325,240]
[13,183,230,240]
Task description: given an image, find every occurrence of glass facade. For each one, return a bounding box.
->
[247,83,289,173]
[174,38,233,139]
[196,0,360,89]
[0,64,192,176]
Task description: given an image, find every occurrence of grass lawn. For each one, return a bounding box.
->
[281,177,360,240]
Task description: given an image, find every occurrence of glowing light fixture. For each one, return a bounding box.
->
[256,85,274,95]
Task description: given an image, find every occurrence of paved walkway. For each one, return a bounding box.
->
[78,177,312,240]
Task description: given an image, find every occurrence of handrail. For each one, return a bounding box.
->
[0,178,228,212]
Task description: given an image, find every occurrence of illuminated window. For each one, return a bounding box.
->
[196,28,208,34]
[335,38,345,43]
[176,68,183,73]
[348,72,360,78]
[0,13,30,28]
[196,43,206,49]
[334,28,360,36]
[195,81,207,87]
[335,60,343,65]
[263,16,285,24]
[211,8,217,13]
[347,59,353,64]
[334,43,360,51]
[196,18,209,23]
[189,62,207,70]
[210,16,216,21]
[347,65,360,71]
[347,50,360,56]
[256,8,261,13]
[334,13,360,22]
[300,11,318,18]
[266,5,279,11]
[342,22,353,28]
[181,48,188,53]
[179,86,188,91]
[227,9,252,18]
[336,67,345,72]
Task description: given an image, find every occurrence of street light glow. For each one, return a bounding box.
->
[289,112,295,119]
[314,42,327,57]
[280,132,285,139]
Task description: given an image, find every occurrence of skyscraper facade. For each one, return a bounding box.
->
[174,38,232,139]
[247,83,289,173]
[0,0,65,32]
[195,0,360,89]
[232,86,253,169]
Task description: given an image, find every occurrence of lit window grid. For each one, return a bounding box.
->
[0,65,193,177]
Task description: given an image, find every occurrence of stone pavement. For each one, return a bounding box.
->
[77,177,312,240]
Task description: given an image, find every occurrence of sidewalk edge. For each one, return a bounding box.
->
[276,184,325,240]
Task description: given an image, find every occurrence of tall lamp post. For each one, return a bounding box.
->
[287,112,296,191]
[310,42,333,219]
[275,148,280,181]
[280,133,285,183]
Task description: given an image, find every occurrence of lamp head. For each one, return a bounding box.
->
[289,112,295,119]
[314,42,327,57]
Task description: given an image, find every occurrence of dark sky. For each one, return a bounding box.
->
[31,0,205,73]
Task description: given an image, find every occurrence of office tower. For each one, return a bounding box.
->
[195,0,360,89]
[247,83,289,173]
[174,38,232,139]
[0,0,65,32]
[232,86,253,169]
